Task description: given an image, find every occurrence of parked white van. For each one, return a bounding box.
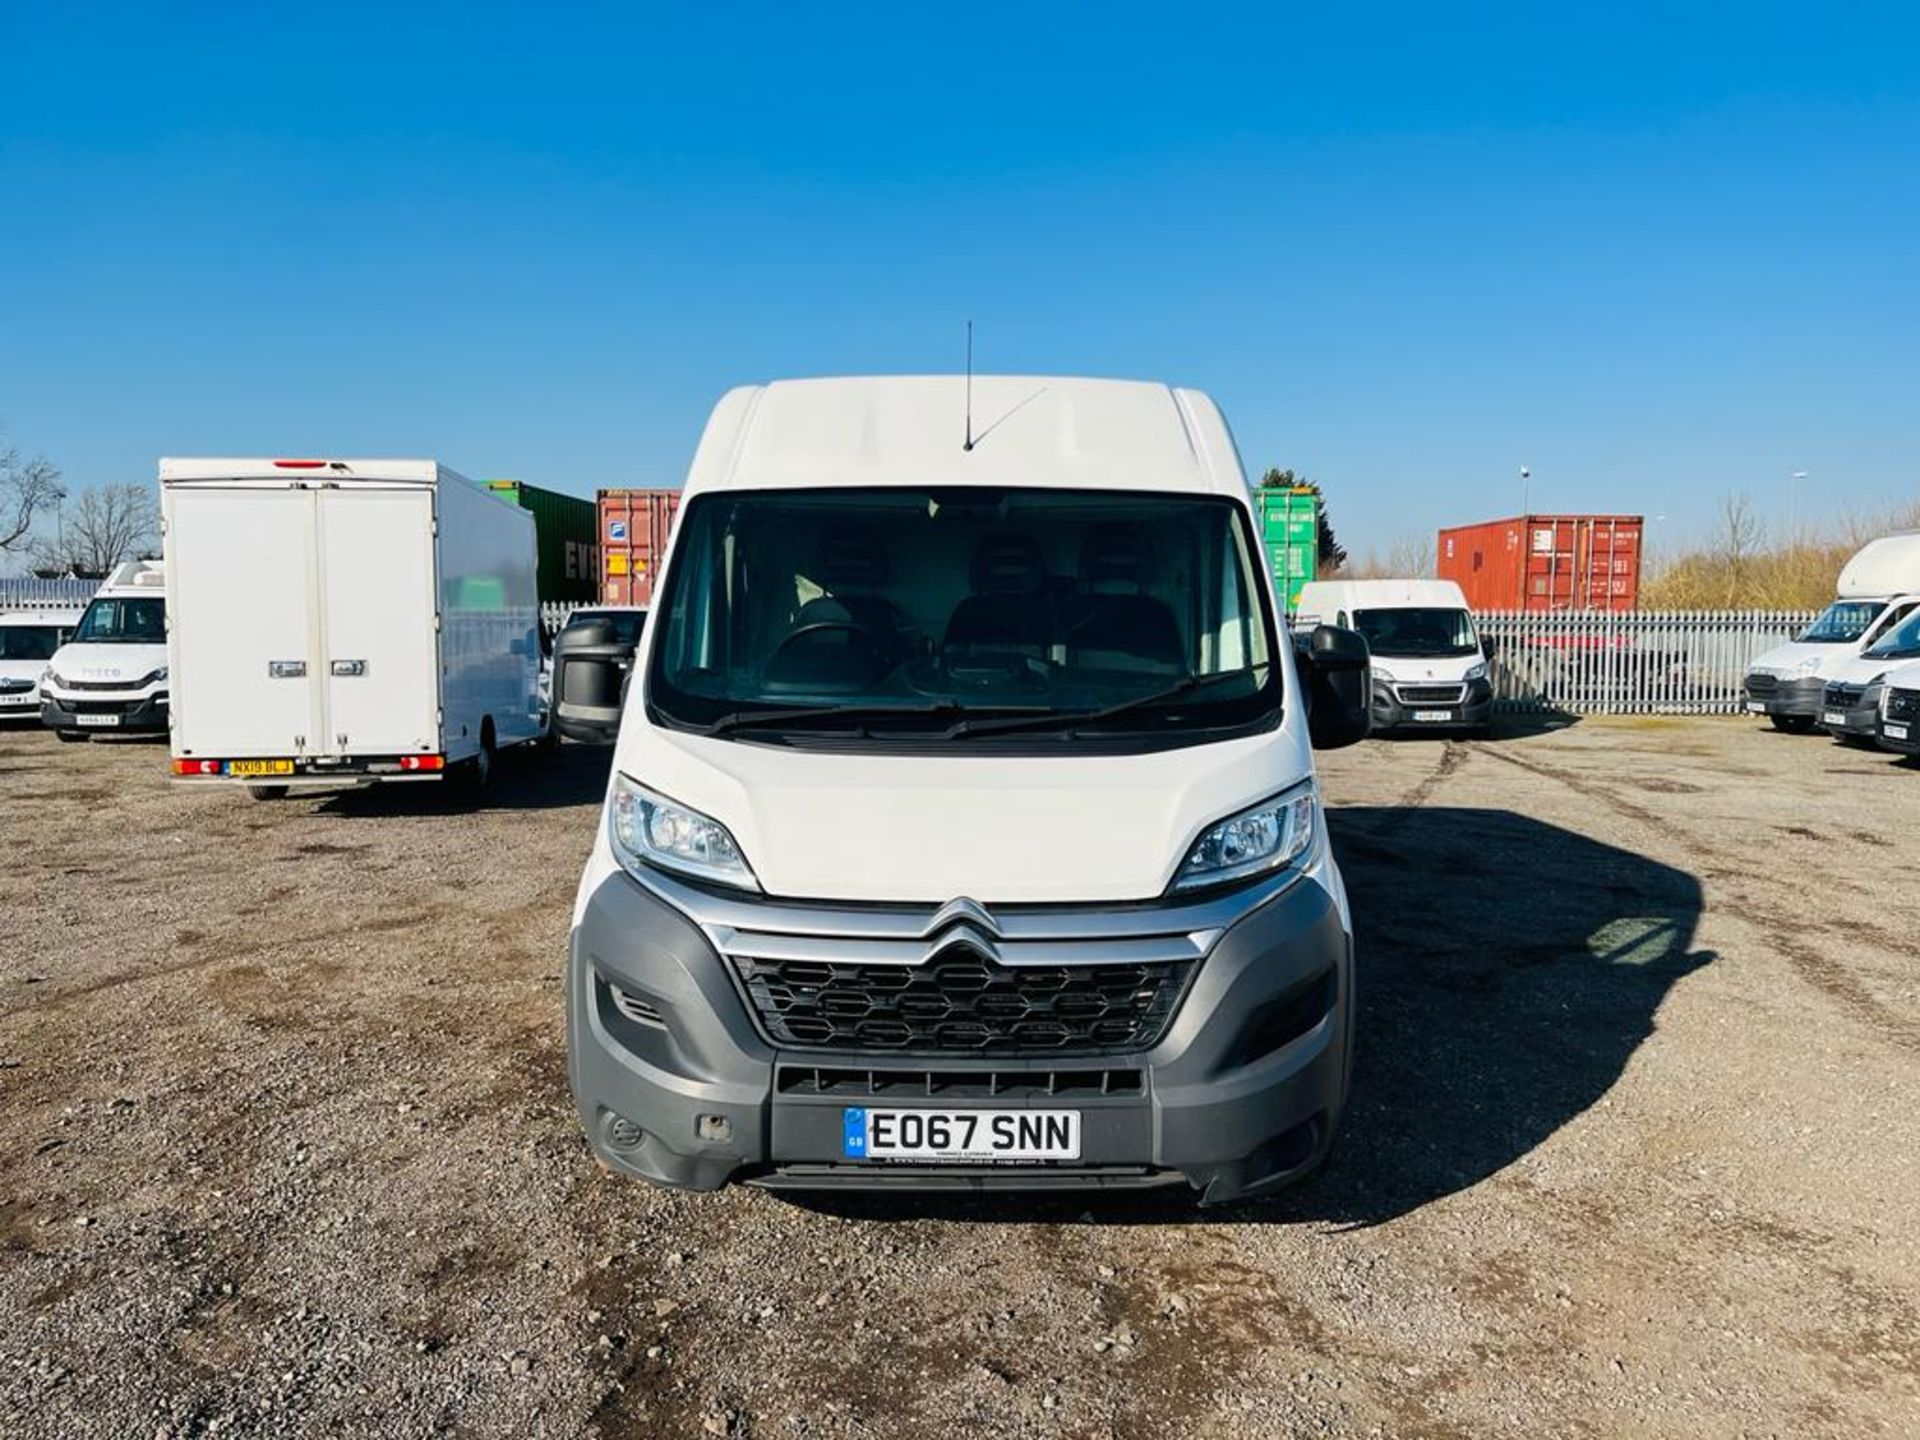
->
[1815,605,1920,746]
[40,560,169,740]
[0,609,73,720]
[1744,533,1920,733]
[1294,578,1492,735]
[1875,658,1920,756]
[566,376,1372,1203]
[162,458,546,797]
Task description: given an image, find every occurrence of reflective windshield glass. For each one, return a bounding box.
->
[1797,600,1881,644]
[1351,606,1479,658]
[1863,606,1920,659]
[72,597,166,643]
[0,625,63,661]
[647,488,1278,747]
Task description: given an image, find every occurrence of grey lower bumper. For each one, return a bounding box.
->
[1370,682,1493,734]
[41,694,170,733]
[1818,702,1881,740]
[1743,676,1823,719]
[568,871,1352,1204]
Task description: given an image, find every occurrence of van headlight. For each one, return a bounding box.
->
[1172,783,1319,894]
[1465,661,1488,682]
[609,774,759,892]
[43,669,66,690]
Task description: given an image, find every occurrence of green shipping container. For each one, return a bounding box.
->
[486,480,599,605]
[1256,487,1320,613]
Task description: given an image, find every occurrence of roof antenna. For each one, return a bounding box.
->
[963,319,974,452]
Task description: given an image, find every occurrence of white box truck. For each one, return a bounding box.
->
[561,376,1374,1204]
[162,457,546,797]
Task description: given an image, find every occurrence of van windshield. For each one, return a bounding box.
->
[1798,601,1881,644]
[0,625,63,661]
[1863,607,1920,660]
[646,488,1279,749]
[1351,606,1479,659]
[71,597,166,644]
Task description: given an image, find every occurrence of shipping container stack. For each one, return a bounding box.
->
[1256,486,1320,614]
[485,481,600,605]
[597,489,681,606]
[1437,514,1644,613]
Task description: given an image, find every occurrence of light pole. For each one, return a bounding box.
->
[1520,465,1531,516]
[1789,470,1808,542]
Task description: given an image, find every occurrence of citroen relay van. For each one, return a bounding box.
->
[40,560,170,739]
[565,376,1371,1204]
[1294,578,1492,735]
[1744,533,1920,732]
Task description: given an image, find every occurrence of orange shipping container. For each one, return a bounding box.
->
[597,489,681,606]
[1437,514,1644,613]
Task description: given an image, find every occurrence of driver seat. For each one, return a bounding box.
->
[792,525,906,651]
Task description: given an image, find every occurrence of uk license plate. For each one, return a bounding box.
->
[1822,711,1844,726]
[842,1108,1080,1163]
[75,713,121,727]
[1412,709,1452,722]
[1747,701,1766,713]
[1888,723,1910,741]
[227,759,294,777]
[0,693,30,706]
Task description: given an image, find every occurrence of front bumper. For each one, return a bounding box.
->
[0,687,43,719]
[1369,678,1493,733]
[1818,698,1882,741]
[568,869,1352,1205]
[1743,675,1823,719]
[40,691,170,733]
[1879,695,1920,754]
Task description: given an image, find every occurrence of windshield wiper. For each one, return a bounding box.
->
[696,699,1054,739]
[946,669,1256,740]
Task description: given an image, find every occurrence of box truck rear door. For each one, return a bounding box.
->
[317,487,439,757]
[169,486,320,757]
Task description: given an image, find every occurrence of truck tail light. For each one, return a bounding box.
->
[273,459,327,469]
[173,758,222,775]
[398,754,446,772]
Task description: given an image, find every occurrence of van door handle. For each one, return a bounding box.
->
[268,661,306,678]
[331,660,368,677]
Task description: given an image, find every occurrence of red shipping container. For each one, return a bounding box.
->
[597,489,681,606]
[1437,514,1644,613]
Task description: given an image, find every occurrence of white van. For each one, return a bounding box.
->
[1293,578,1492,735]
[40,560,170,740]
[564,376,1372,1204]
[161,458,545,796]
[1815,605,1920,746]
[0,609,74,720]
[1875,659,1920,755]
[1744,533,1920,733]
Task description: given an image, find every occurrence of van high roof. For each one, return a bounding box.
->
[682,376,1249,501]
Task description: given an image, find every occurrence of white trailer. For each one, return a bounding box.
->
[162,457,546,795]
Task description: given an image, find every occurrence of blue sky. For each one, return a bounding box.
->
[2,3,1916,561]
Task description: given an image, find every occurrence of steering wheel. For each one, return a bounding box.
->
[765,620,896,687]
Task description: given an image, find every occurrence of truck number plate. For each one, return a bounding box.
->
[75,713,121,727]
[842,1108,1080,1163]
[227,759,295,776]
[1746,701,1766,713]
[1888,723,1910,741]
[1822,711,1844,726]
[1412,709,1452,722]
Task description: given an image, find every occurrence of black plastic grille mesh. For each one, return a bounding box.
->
[731,947,1193,1054]
[1887,689,1919,722]
[1394,684,1464,705]
[1744,672,1780,696]
[1824,683,1865,709]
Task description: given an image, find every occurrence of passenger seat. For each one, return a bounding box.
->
[942,531,1052,662]
[1064,524,1185,673]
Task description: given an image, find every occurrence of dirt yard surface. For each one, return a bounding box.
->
[2,718,1916,1439]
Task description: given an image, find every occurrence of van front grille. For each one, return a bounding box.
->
[1744,672,1779,697]
[1887,688,1920,723]
[1393,684,1466,705]
[730,948,1193,1055]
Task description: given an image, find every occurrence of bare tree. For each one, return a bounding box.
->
[0,441,65,553]
[1712,492,1764,606]
[31,483,160,578]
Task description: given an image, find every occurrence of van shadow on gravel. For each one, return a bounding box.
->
[786,805,1710,1227]
[316,742,612,817]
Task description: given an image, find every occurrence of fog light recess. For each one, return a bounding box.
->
[695,1114,732,1143]
[602,1111,646,1151]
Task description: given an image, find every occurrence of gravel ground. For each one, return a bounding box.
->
[1,717,1916,1439]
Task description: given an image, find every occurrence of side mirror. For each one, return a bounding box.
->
[1300,625,1372,750]
[1481,634,1498,659]
[550,620,638,745]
